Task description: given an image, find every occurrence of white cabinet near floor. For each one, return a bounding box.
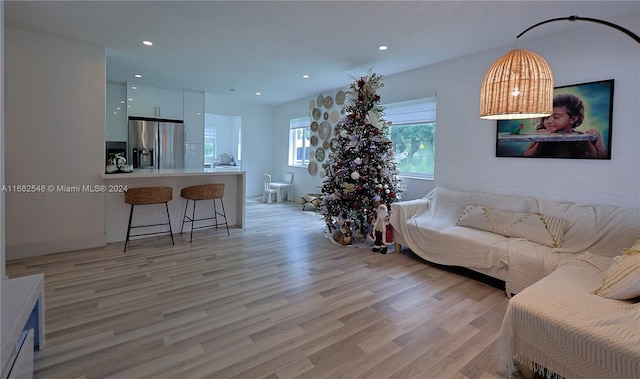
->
[1,274,45,379]
[127,83,184,120]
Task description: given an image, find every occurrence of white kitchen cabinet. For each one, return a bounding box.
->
[127,83,184,120]
[106,82,127,141]
[183,90,204,144]
[185,143,205,168]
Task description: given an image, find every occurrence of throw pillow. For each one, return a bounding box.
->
[456,205,567,248]
[593,238,640,300]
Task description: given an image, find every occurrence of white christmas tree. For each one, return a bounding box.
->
[320,71,401,240]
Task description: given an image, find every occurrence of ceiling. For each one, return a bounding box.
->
[5,1,639,106]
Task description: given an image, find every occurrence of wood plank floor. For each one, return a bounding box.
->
[6,197,519,379]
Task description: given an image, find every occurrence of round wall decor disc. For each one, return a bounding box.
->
[318,121,331,140]
[323,96,333,109]
[308,161,318,175]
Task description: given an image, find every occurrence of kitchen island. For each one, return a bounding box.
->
[101,167,245,243]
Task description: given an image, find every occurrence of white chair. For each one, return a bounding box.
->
[270,171,293,202]
[262,174,278,203]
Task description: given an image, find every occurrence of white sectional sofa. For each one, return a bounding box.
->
[389,186,640,295]
[498,249,640,379]
[390,186,640,378]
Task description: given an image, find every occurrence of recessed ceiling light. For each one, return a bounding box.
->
[255,92,262,96]
[378,45,388,51]
[131,86,137,90]
[302,74,310,79]
[134,74,142,78]
[142,40,153,46]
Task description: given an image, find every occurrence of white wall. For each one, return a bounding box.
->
[4,27,106,259]
[275,15,640,210]
[204,93,275,197]
[1,3,5,277]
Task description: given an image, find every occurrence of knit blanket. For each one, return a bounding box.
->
[498,253,640,379]
[390,187,539,270]
[506,199,640,294]
[390,187,640,295]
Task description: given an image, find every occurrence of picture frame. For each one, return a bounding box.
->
[496,79,614,159]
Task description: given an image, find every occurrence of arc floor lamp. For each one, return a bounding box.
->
[479,15,640,120]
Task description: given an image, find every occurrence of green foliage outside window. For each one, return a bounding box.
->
[204,141,215,158]
[390,122,435,176]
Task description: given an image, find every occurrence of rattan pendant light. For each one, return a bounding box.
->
[479,48,554,120]
[479,15,640,120]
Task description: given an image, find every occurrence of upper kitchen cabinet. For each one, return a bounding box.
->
[127,83,184,120]
[106,82,127,141]
[184,90,204,143]
[183,90,205,168]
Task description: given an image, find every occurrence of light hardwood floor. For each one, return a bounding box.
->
[6,197,517,379]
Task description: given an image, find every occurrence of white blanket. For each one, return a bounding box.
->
[390,187,640,294]
[499,253,640,379]
[390,187,539,269]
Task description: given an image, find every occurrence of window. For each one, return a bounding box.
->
[288,116,311,166]
[385,97,437,178]
[204,125,217,166]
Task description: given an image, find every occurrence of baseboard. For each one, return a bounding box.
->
[6,234,106,260]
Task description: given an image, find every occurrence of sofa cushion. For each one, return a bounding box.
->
[593,238,640,300]
[456,205,567,248]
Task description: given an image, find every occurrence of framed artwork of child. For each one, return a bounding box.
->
[496,79,614,159]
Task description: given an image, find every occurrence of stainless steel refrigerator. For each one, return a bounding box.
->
[128,117,185,169]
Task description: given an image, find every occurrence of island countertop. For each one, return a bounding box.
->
[101,167,243,179]
[101,167,246,244]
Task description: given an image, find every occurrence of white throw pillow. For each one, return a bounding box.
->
[456,205,567,248]
[593,238,640,300]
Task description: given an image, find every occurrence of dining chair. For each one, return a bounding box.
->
[270,172,294,202]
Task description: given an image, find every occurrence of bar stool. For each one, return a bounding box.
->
[124,186,174,253]
[180,183,230,242]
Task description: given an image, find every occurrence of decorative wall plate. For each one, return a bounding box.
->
[308,161,317,175]
[323,96,333,109]
[317,94,324,107]
[330,110,339,123]
[312,108,321,120]
[315,147,325,162]
[330,138,339,151]
[310,121,318,132]
[335,90,345,105]
[318,121,331,140]
[322,141,330,150]
[308,100,316,111]
[310,135,318,146]
[323,112,329,120]
[319,170,325,178]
